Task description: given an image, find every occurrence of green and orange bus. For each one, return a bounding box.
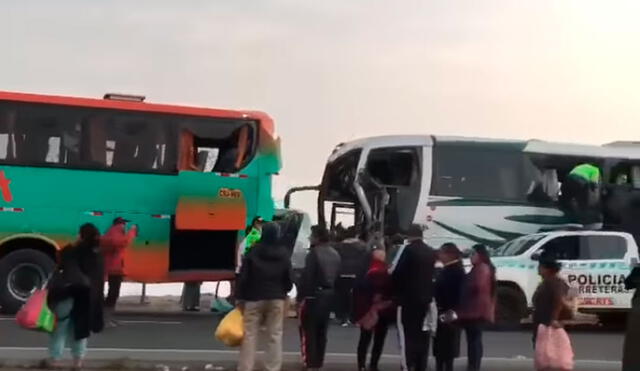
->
[0,91,281,313]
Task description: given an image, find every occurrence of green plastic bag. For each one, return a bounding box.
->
[16,289,56,333]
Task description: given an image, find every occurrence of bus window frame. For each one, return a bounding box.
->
[0,100,259,176]
[364,146,421,188]
[431,145,540,203]
[178,119,258,174]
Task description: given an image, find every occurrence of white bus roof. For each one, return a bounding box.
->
[329,135,640,162]
[524,140,640,160]
[328,135,432,162]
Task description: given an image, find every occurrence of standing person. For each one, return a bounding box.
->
[236,222,293,371]
[392,224,437,371]
[532,258,575,371]
[334,233,368,326]
[354,249,394,371]
[298,226,341,371]
[181,282,202,312]
[623,264,640,371]
[457,244,496,371]
[45,223,105,370]
[560,163,602,228]
[433,243,466,371]
[236,216,264,274]
[101,217,137,326]
[230,217,264,304]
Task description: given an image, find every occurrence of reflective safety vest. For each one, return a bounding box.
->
[570,163,601,183]
[243,227,262,255]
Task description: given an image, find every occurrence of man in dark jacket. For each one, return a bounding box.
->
[334,234,368,326]
[236,222,293,371]
[391,224,437,371]
[298,226,341,371]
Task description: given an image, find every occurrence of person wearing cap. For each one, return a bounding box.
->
[101,217,138,327]
[391,224,437,371]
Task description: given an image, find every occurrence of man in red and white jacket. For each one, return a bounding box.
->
[101,217,137,327]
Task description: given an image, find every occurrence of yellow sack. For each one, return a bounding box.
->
[215,308,244,347]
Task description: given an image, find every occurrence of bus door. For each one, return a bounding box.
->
[170,131,253,277]
[361,146,423,235]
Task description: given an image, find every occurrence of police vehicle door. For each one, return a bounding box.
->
[540,234,628,309]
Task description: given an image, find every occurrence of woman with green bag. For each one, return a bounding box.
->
[44,223,105,370]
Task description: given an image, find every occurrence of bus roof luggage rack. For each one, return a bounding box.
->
[103,93,146,102]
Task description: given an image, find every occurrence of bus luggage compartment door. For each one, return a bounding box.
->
[170,171,252,275]
[174,171,248,231]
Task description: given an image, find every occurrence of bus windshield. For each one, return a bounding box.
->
[493,234,545,257]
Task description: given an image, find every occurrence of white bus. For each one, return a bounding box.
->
[288,136,640,248]
[286,135,640,324]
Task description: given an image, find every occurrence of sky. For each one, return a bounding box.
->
[3,0,640,216]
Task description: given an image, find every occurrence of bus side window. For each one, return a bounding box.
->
[0,107,17,161]
[366,147,418,186]
[610,163,631,186]
[13,105,81,166]
[178,120,256,174]
[102,115,173,173]
[631,166,640,189]
[527,168,559,204]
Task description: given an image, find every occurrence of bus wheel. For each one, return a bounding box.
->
[0,249,55,314]
[495,285,526,329]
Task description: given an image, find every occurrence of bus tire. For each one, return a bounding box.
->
[0,249,56,314]
[495,285,526,329]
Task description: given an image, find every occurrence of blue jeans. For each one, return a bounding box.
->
[48,299,88,360]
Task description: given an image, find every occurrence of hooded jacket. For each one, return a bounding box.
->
[236,223,293,301]
[297,242,341,299]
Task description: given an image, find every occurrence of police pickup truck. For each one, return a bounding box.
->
[491,230,638,326]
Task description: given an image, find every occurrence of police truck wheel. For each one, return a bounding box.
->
[0,249,55,314]
[495,286,526,329]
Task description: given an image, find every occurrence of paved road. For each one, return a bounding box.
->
[0,312,624,370]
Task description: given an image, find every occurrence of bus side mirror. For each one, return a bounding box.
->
[531,250,542,261]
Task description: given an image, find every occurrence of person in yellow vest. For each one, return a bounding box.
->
[561,163,603,229]
[223,217,264,311]
[236,217,264,275]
